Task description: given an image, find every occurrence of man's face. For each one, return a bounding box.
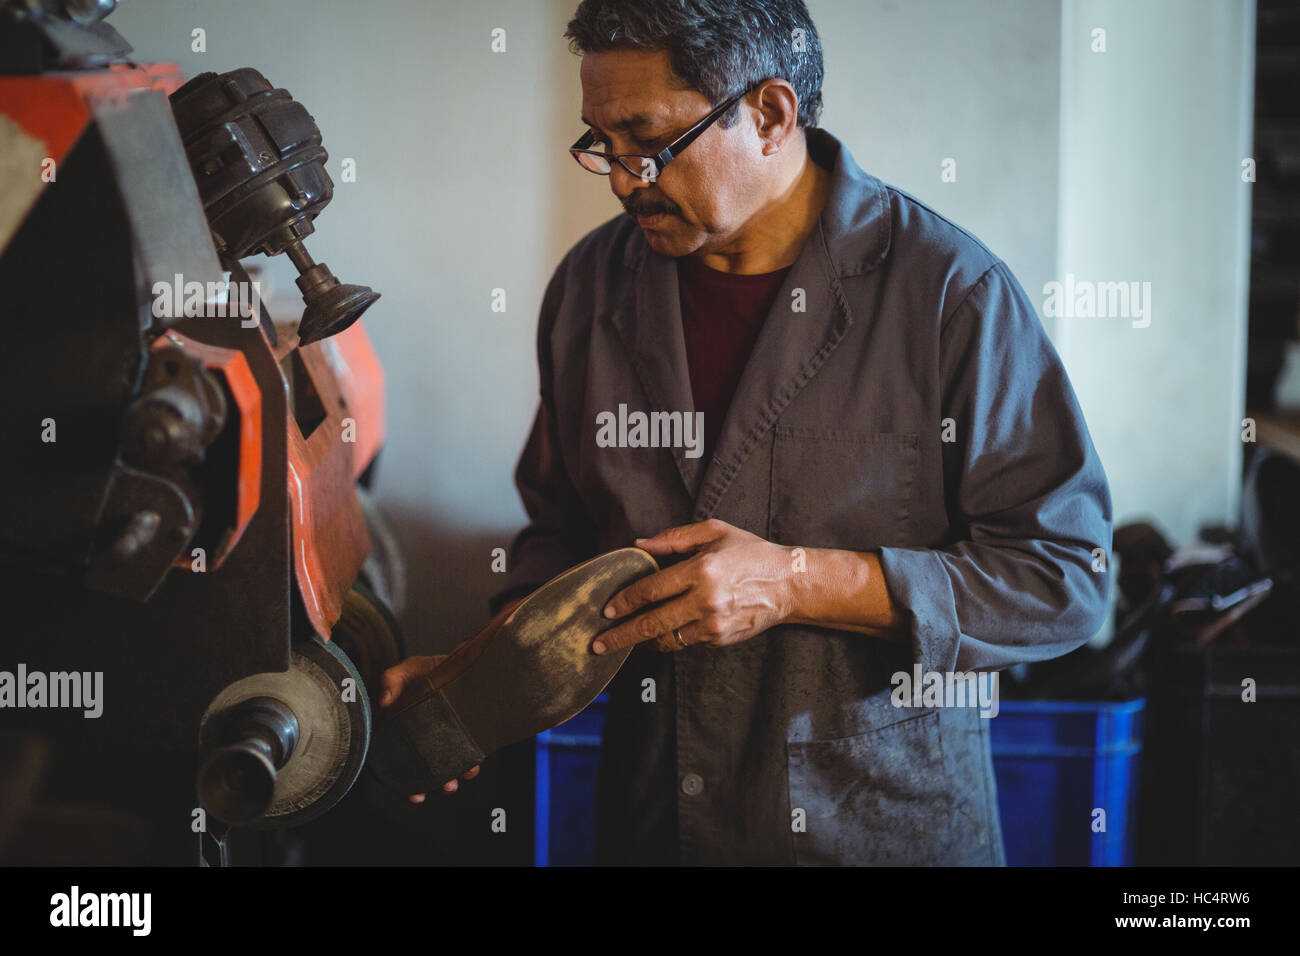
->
[579,49,766,257]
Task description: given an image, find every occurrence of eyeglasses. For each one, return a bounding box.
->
[570,89,747,182]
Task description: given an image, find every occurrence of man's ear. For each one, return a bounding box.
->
[752,79,801,155]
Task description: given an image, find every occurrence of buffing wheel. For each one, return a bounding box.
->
[197,637,370,828]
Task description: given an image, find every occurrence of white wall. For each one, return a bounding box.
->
[1055,0,1255,546]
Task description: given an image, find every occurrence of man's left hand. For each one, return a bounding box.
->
[594,518,793,654]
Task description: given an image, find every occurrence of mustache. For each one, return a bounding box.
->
[623,196,679,218]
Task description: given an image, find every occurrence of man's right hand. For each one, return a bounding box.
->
[378,654,480,801]
[377,596,526,802]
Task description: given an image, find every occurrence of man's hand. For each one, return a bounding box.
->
[594,518,795,654]
[378,654,481,803]
[377,595,526,803]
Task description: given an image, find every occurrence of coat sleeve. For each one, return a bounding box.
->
[488,262,599,614]
[874,260,1114,673]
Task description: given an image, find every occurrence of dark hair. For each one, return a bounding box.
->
[565,0,824,129]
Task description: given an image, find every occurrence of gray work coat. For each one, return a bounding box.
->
[492,127,1113,866]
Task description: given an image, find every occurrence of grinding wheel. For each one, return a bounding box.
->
[197,636,371,828]
[367,547,658,795]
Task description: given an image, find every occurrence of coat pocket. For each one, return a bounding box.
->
[786,706,1003,866]
[787,710,945,866]
[768,427,919,550]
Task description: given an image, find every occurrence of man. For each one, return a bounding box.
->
[385,0,1112,865]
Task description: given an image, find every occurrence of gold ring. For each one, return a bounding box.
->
[673,628,688,649]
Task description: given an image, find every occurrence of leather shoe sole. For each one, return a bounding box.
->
[366,547,658,795]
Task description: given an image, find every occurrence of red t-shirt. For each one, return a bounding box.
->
[677,255,791,459]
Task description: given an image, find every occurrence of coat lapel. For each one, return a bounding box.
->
[611,246,705,502]
[691,229,846,520]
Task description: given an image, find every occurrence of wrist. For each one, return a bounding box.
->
[779,544,813,625]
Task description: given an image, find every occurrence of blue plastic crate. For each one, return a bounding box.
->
[534,696,607,867]
[989,698,1144,866]
[535,695,1145,867]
